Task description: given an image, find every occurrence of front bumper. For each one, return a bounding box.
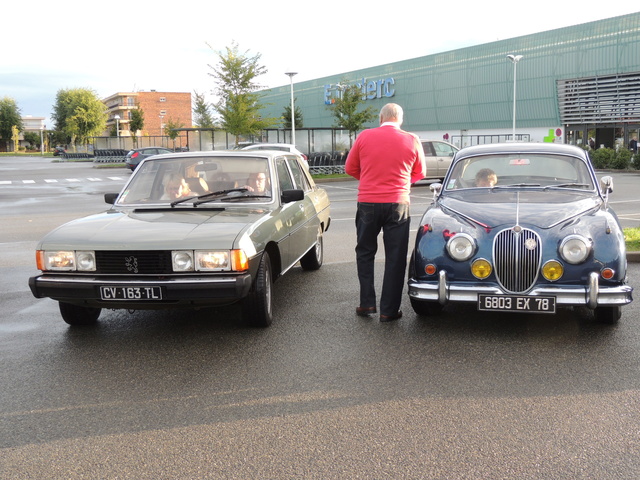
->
[29,273,253,309]
[408,271,633,309]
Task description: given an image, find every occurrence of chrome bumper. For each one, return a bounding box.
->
[408,271,633,309]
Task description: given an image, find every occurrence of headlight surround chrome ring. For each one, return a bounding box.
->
[559,235,592,264]
[447,233,476,261]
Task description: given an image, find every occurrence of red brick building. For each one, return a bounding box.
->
[103,91,192,137]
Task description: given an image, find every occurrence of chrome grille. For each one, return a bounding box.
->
[493,228,542,293]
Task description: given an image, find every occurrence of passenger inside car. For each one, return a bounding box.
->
[163,174,193,199]
[185,176,209,195]
[244,172,271,196]
[475,168,498,187]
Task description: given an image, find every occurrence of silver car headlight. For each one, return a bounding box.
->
[447,233,476,261]
[195,251,231,271]
[172,250,248,272]
[39,250,96,271]
[172,251,194,271]
[559,235,592,264]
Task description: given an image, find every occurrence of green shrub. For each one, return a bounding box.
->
[632,153,640,170]
[611,148,632,169]
[590,147,615,169]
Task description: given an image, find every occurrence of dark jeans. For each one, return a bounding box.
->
[355,202,411,316]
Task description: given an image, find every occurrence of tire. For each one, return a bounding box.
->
[595,305,621,325]
[59,302,101,326]
[410,297,444,316]
[300,227,324,271]
[241,252,273,327]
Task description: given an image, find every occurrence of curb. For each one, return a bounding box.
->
[628,252,640,263]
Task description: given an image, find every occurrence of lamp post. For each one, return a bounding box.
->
[114,114,120,148]
[506,54,523,142]
[285,71,297,146]
[40,126,44,155]
[159,115,164,137]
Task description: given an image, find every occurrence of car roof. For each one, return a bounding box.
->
[242,143,296,149]
[143,150,297,161]
[455,142,587,158]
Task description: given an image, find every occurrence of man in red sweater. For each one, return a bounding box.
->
[345,103,426,321]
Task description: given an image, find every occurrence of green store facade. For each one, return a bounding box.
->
[258,12,640,154]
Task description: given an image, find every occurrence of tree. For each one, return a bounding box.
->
[327,84,377,146]
[52,88,107,146]
[129,107,145,147]
[282,101,303,129]
[193,91,215,128]
[208,42,278,143]
[0,97,23,151]
[164,117,184,150]
[23,131,41,150]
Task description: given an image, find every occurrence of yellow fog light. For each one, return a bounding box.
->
[471,258,492,279]
[542,260,564,281]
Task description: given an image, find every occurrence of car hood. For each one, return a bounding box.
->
[439,190,602,229]
[38,207,272,251]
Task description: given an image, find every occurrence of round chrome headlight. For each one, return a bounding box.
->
[559,235,592,264]
[447,233,476,261]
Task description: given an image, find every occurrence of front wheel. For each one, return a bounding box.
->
[595,305,621,325]
[241,252,273,327]
[300,227,324,271]
[59,302,101,326]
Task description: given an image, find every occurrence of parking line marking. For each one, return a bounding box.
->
[44,179,58,183]
[0,181,11,185]
[22,180,36,184]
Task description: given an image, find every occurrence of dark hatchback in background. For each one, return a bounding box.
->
[408,143,632,324]
[125,147,173,171]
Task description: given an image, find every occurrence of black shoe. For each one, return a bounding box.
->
[356,306,377,317]
[380,311,402,322]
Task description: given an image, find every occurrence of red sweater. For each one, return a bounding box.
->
[345,124,426,203]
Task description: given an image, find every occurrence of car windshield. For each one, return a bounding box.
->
[444,153,595,191]
[117,155,273,205]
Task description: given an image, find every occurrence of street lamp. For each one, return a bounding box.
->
[114,114,120,148]
[285,71,297,146]
[40,125,44,155]
[159,115,164,136]
[506,54,523,142]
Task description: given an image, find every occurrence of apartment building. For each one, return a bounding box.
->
[103,91,192,137]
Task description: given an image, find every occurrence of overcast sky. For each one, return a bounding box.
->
[3,2,639,128]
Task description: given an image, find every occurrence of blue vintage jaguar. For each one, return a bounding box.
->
[408,143,633,324]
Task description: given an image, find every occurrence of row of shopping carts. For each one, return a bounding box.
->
[307,151,348,175]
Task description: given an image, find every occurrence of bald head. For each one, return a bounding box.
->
[379,103,403,125]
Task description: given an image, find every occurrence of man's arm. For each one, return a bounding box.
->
[410,137,426,183]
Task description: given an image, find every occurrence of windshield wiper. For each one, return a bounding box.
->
[544,183,590,189]
[221,194,271,202]
[169,188,249,207]
[494,183,542,188]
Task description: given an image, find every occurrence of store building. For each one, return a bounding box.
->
[259,13,640,151]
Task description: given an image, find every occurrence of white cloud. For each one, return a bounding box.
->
[3,1,638,127]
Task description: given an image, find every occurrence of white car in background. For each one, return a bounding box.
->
[420,140,459,179]
[241,143,308,167]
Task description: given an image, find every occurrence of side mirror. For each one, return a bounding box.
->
[600,175,613,194]
[104,193,118,204]
[281,189,304,203]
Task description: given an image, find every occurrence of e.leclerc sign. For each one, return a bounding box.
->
[324,77,395,105]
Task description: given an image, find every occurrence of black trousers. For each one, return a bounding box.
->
[355,202,411,316]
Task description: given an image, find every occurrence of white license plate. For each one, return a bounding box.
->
[478,294,556,313]
[100,286,163,301]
